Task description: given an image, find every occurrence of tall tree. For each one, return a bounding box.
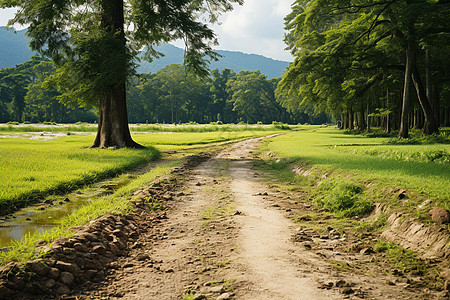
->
[2,0,243,148]
[279,0,449,136]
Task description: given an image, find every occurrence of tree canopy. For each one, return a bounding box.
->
[1,0,244,147]
[278,0,450,136]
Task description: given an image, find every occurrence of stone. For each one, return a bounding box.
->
[59,271,74,287]
[340,287,354,295]
[92,244,107,255]
[92,270,105,283]
[430,207,450,224]
[112,229,126,238]
[55,261,79,275]
[136,253,150,261]
[73,243,88,253]
[84,269,98,280]
[210,285,224,293]
[77,232,99,242]
[335,280,347,288]
[216,292,233,300]
[26,259,50,276]
[56,284,70,295]
[47,268,61,279]
[397,189,407,199]
[193,295,207,300]
[62,247,76,255]
[44,279,56,290]
[360,247,374,255]
[7,277,25,291]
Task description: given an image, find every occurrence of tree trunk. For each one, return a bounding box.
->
[91,0,143,149]
[348,106,354,130]
[399,38,415,139]
[359,103,366,130]
[412,64,439,135]
[426,50,441,127]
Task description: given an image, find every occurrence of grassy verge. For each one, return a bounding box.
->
[0,160,180,264]
[254,128,448,289]
[263,127,449,211]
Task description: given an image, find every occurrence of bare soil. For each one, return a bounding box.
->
[71,137,447,300]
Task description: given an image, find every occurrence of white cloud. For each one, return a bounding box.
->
[0,1,295,61]
[0,8,17,27]
[212,0,294,61]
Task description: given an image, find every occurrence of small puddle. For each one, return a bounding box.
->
[0,175,135,251]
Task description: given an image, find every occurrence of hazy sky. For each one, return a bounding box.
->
[0,0,294,62]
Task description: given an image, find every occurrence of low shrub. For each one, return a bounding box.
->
[314,179,373,217]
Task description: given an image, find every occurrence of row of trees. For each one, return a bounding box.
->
[127,64,327,124]
[0,58,328,125]
[278,0,450,137]
[0,56,97,123]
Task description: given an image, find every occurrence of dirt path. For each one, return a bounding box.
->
[76,137,445,300]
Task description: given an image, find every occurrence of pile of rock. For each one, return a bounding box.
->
[0,214,140,299]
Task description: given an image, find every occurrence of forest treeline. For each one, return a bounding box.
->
[0,56,327,125]
[278,0,450,137]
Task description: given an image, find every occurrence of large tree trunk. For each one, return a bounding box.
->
[399,38,415,139]
[92,84,143,148]
[91,0,143,148]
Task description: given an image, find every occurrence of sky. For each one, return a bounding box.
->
[0,0,294,62]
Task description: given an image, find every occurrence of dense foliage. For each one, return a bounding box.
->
[278,0,450,137]
[0,59,328,124]
[0,56,96,123]
[1,0,246,148]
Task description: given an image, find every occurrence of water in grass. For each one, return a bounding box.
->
[0,178,132,251]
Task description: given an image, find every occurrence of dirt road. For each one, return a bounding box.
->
[76,137,444,300]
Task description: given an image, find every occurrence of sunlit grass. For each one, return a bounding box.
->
[134,131,274,147]
[264,127,450,209]
[0,135,159,208]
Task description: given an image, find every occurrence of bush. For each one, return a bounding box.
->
[314,179,373,217]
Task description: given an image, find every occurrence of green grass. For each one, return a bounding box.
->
[375,240,427,275]
[314,178,373,217]
[0,160,179,264]
[264,127,450,210]
[0,135,160,209]
[133,131,273,148]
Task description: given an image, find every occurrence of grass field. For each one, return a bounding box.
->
[262,127,450,212]
[0,129,274,210]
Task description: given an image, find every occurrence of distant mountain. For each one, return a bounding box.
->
[0,27,36,69]
[0,27,290,78]
[137,44,290,78]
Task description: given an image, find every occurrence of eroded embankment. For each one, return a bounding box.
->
[292,164,450,261]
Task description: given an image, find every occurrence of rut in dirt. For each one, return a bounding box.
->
[221,140,339,299]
